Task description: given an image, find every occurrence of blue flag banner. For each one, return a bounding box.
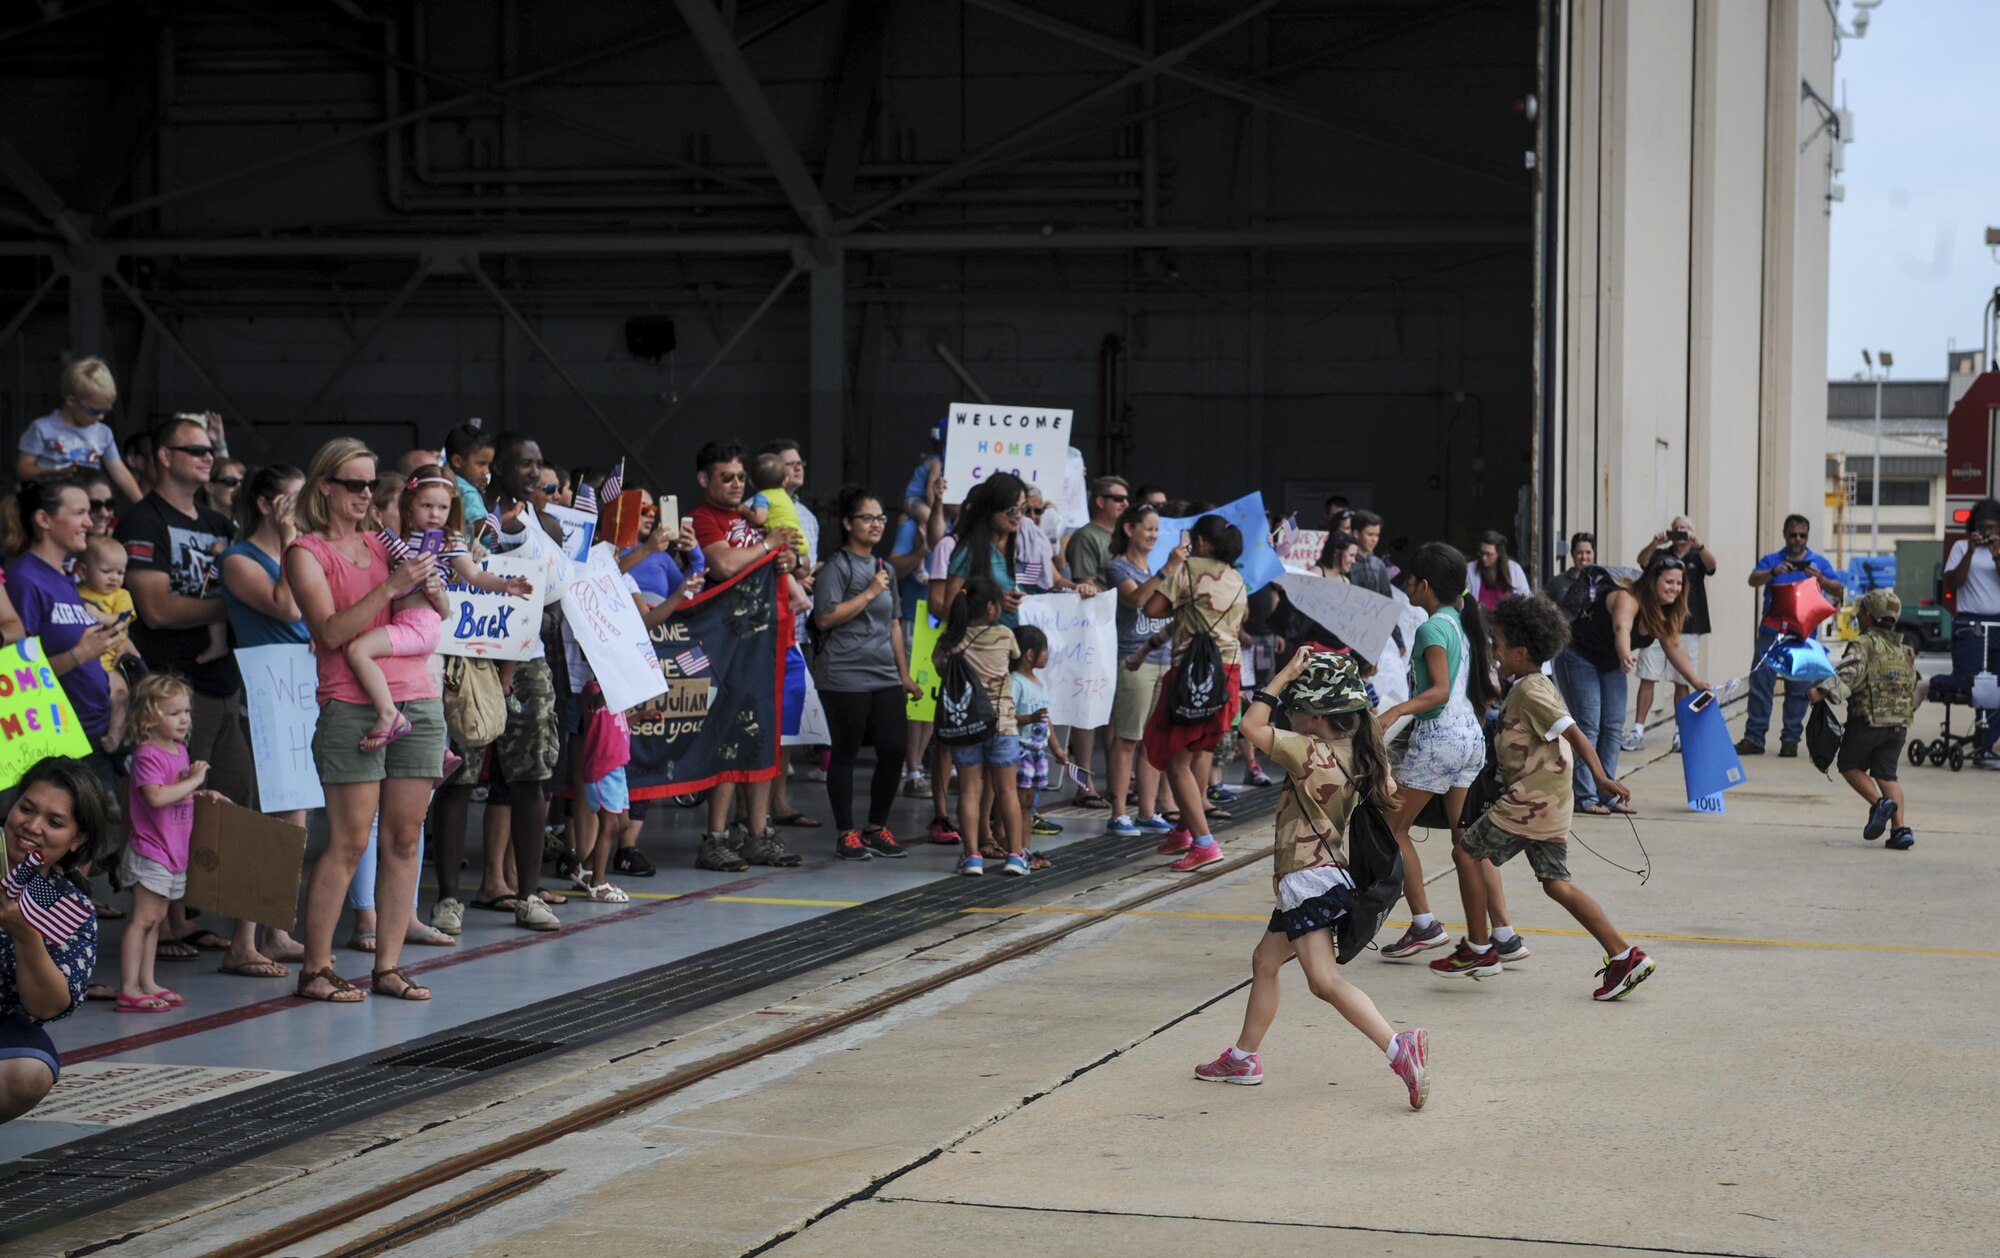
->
[628,554,785,799]
[1145,491,1285,592]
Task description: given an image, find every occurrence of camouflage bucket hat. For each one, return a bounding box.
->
[1284,650,1371,717]
[1859,588,1901,623]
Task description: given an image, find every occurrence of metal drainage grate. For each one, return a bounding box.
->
[0,788,1276,1245]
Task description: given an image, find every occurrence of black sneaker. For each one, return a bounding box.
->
[1778,742,1799,759]
[1734,738,1764,756]
[1862,796,1897,841]
[555,848,582,880]
[1885,827,1915,851]
[834,831,873,861]
[612,847,657,877]
[861,827,908,858]
[1380,919,1451,960]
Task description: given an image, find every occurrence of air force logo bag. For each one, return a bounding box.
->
[1167,601,1231,725]
[935,649,999,746]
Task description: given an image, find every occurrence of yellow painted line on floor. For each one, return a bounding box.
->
[611,891,865,908]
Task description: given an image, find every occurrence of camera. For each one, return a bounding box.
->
[1667,529,1688,542]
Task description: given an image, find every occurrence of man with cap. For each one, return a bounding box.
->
[1810,588,1919,850]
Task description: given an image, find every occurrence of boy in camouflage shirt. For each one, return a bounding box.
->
[1811,589,1918,850]
[1429,594,1659,1001]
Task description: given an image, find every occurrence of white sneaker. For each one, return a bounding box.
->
[430,897,465,936]
[1620,725,1645,753]
[514,895,560,931]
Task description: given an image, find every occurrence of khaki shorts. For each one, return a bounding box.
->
[1636,634,1701,684]
[1113,661,1166,743]
[119,849,186,899]
[313,697,448,784]
[1457,811,1572,882]
[496,657,560,784]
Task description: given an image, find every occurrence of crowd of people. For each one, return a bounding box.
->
[0,352,1945,1119]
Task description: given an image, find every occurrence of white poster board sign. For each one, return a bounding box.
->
[1056,446,1089,538]
[239,644,324,812]
[941,403,1072,505]
[544,504,597,563]
[782,666,831,747]
[436,552,543,661]
[561,550,668,713]
[1273,572,1404,669]
[1018,591,1117,729]
[1279,529,1329,568]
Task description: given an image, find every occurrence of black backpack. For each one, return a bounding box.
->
[1167,592,1241,725]
[1806,699,1844,775]
[1336,799,1406,964]
[934,645,999,746]
[1559,564,1615,622]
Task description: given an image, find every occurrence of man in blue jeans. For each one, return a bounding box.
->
[1738,514,1844,757]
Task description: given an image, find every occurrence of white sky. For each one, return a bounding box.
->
[1825,0,1997,381]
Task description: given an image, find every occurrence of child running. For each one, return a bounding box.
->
[347,467,533,752]
[1428,594,1657,1000]
[1010,624,1072,863]
[1193,647,1431,1109]
[117,675,229,1013]
[935,576,1025,877]
[1811,588,1919,850]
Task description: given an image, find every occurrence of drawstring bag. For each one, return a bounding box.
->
[1167,589,1242,725]
[1806,700,1844,775]
[935,636,1000,746]
[1289,767,1405,965]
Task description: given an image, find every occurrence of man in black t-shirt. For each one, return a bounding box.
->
[1628,515,1718,751]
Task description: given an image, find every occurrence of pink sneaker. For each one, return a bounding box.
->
[1155,827,1194,855]
[1170,840,1224,871]
[1193,1047,1263,1085]
[1388,1028,1430,1110]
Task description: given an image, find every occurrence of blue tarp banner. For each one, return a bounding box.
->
[628,554,785,799]
[1146,491,1285,592]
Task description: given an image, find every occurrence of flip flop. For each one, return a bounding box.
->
[93,899,126,921]
[358,712,414,754]
[115,992,172,1013]
[154,989,186,1007]
[1607,803,1639,815]
[183,929,232,951]
[345,932,378,953]
[468,895,521,913]
[772,812,823,828]
[405,925,457,947]
[219,960,290,978]
[1580,804,1613,816]
[535,888,569,905]
[85,983,117,1002]
[156,937,199,961]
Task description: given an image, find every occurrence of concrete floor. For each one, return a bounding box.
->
[27,696,2000,1258]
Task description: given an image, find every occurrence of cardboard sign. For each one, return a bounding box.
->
[561,548,668,713]
[906,602,943,722]
[1147,492,1286,592]
[0,638,93,791]
[544,503,598,563]
[185,799,307,931]
[238,644,324,813]
[1018,591,1118,728]
[1279,528,1330,568]
[1272,572,1404,668]
[436,551,543,661]
[941,403,1072,505]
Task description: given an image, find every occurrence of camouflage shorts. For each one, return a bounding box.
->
[1457,811,1571,883]
[496,657,559,783]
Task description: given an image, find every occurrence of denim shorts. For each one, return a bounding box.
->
[950,732,1022,769]
[0,1009,59,1083]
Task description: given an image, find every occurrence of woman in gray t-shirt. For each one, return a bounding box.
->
[1103,504,1177,836]
[810,490,924,857]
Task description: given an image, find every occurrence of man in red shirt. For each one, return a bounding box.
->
[690,441,803,872]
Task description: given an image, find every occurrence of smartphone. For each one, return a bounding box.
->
[1667,529,1688,542]
[416,528,445,555]
[114,610,133,626]
[1180,530,1190,549]
[1688,690,1715,713]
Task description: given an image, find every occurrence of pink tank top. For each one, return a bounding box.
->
[288,532,440,706]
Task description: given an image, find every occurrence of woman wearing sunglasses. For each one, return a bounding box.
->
[282,439,447,1004]
[1556,558,1711,815]
[203,458,247,518]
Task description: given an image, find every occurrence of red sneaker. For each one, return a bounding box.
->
[1170,841,1224,871]
[926,817,962,845]
[1592,948,1657,1001]
[1428,940,1502,979]
[1155,827,1194,855]
[1193,1048,1263,1085]
[1389,1028,1430,1110]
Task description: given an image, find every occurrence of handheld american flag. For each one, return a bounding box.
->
[2,851,93,945]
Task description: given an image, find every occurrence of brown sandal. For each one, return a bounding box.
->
[295,966,363,1003]
[371,967,432,1001]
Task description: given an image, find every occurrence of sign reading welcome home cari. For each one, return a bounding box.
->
[941,403,1071,505]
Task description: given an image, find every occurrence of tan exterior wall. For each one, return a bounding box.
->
[1551,0,1835,685]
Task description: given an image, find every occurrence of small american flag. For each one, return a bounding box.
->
[2,852,93,945]
[674,645,711,676]
[600,459,624,506]
[572,482,597,516]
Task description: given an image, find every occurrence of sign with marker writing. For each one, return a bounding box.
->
[0,638,92,791]
[436,552,542,661]
[1272,572,1404,669]
[561,547,668,714]
[1019,591,1117,728]
[1278,528,1330,568]
[239,644,324,812]
[1148,491,1286,593]
[907,602,943,722]
[941,403,1072,505]
[544,504,598,563]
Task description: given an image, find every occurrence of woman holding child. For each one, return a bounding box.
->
[283,439,447,1003]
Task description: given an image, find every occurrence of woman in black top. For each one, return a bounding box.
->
[1555,561,1709,814]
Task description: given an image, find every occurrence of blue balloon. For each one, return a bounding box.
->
[1770,637,1834,684]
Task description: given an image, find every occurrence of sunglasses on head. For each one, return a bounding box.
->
[168,444,216,459]
[1650,556,1688,571]
[328,476,380,495]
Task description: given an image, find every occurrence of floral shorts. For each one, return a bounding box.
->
[1392,710,1486,794]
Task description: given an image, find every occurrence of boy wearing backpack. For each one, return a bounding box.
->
[1809,588,1919,850]
[1429,594,1658,1001]
[1192,647,1432,1110]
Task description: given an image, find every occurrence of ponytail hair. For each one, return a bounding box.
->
[1405,541,1496,710]
[1190,514,1243,565]
[1327,709,1399,813]
[4,478,85,554]
[939,575,1002,656]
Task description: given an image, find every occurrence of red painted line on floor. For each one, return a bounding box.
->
[66,863,832,1065]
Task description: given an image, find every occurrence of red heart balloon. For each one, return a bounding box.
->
[1761,578,1835,639]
